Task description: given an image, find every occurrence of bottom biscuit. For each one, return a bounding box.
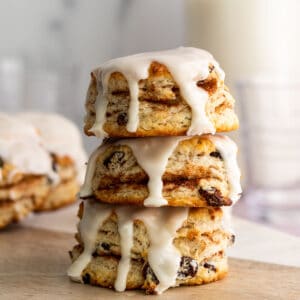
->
[68,201,233,294]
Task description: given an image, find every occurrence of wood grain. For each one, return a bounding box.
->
[0,226,299,300]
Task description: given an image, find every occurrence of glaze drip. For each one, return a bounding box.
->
[0,113,57,182]
[207,135,242,203]
[114,207,134,292]
[67,201,111,281]
[119,137,187,206]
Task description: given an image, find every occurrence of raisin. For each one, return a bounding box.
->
[117,112,128,126]
[172,86,180,93]
[143,264,159,284]
[196,78,218,94]
[0,156,3,168]
[203,262,216,272]
[199,188,232,206]
[52,161,57,172]
[101,242,110,251]
[177,256,198,279]
[231,234,236,244]
[103,151,125,169]
[47,176,53,185]
[80,195,93,200]
[50,153,58,172]
[209,151,223,159]
[82,273,91,284]
[68,251,73,259]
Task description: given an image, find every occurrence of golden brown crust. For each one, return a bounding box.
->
[0,156,80,227]
[0,176,50,202]
[0,161,28,187]
[51,154,77,182]
[87,136,232,207]
[84,62,239,138]
[70,247,228,294]
[0,197,44,229]
[35,177,79,211]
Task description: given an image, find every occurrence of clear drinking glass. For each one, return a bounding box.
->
[237,78,300,234]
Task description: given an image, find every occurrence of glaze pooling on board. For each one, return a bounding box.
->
[0,113,57,182]
[90,47,225,139]
[67,201,111,281]
[207,135,242,204]
[69,202,188,294]
[18,112,87,184]
[80,135,241,207]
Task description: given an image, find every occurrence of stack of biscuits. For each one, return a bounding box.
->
[0,112,87,229]
[68,47,242,294]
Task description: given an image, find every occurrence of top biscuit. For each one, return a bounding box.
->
[84,47,239,140]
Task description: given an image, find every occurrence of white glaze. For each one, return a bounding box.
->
[136,207,188,294]
[0,113,57,182]
[135,206,230,293]
[207,134,242,203]
[90,47,224,139]
[67,201,111,281]
[221,207,234,234]
[79,144,109,198]
[18,112,87,184]
[114,207,134,292]
[89,68,108,139]
[71,202,188,294]
[119,137,187,206]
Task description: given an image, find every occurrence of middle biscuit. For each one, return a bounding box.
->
[81,134,241,207]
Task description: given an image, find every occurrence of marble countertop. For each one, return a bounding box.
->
[23,203,300,268]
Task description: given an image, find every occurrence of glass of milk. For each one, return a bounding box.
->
[237,77,300,233]
[186,0,300,234]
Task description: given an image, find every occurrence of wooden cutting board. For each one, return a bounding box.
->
[0,226,299,300]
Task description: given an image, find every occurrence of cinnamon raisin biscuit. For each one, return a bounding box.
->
[84,48,238,138]
[81,135,241,207]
